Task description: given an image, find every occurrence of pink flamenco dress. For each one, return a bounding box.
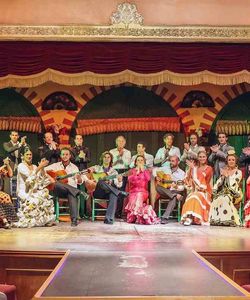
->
[245,178,250,227]
[125,168,160,225]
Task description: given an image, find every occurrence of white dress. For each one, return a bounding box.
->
[15,162,55,228]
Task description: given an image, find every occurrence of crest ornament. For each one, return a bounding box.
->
[110,2,143,27]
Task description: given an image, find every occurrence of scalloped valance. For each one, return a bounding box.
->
[0,42,250,87]
[216,120,250,136]
[0,116,42,133]
[76,117,180,136]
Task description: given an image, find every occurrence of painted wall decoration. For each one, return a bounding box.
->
[42,92,77,110]
[181,91,214,108]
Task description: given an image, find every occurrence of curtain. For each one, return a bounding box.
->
[0,42,250,87]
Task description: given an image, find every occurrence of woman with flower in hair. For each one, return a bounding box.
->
[125,155,159,225]
[210,152,242,227]
[15,148,55,228]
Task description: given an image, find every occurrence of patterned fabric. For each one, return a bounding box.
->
[181,165,213,225]
[0,191,18,223]
[210,169,242,227]
[15,163,55,228]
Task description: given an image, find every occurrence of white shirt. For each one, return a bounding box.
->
[45,161,85,188]
[154,145,181,168]
[109,148,131,170]
[130,152,154,168]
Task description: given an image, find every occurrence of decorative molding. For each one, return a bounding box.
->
[0,24,250,42]
[110,3,143,27]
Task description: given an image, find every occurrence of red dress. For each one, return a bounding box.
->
[125,168,159,225]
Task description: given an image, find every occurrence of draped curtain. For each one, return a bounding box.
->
[0,42,250,87]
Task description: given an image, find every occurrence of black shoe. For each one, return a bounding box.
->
[104,219,114,225]
[161,218,168,224]
[119,191,129,197]
[71,219,78,227]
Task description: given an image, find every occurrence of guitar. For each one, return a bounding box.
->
[156,171,184,190]
[85,170,129,193]
[46,169,89,190]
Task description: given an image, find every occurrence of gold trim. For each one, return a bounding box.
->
[0,24,250,42]
[1,69,250,88]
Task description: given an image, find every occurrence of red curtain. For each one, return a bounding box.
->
[0,42,249,76]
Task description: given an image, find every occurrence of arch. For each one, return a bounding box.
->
[209,91,250,155]
[181,90,214,108]
[0,88,43,162]
[73,86,185,164]
[198,83,250,132]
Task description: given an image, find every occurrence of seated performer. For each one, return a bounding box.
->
[210,152,242,227]
[125,155,159,224]
[245,175,250,228]
[110,135,131,218]
[0,158,18,229]
[155,155,185,224]
[208,132,234,180]
[39,132,60,165]
[181,133,203,166]
[45,147,88,227]
[15,148,55,228]
[71,134,91,171]
[181,149,213,226]
[129,142,154,168]
[154,133,180,171]
[87,151,128,225]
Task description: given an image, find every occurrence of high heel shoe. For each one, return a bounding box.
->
[183,218,192,226]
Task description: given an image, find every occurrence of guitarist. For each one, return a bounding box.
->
[110,135,131,218]
[88,151,128,225]
[45,147,88,227]
[155,155,185,224]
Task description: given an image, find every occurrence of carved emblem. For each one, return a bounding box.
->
[110,2,143,27]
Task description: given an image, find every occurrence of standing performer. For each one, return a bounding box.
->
[45,148,88,227]
[110,135,131,218]
[208,133,234,180]
[39,132,60,165]
[154,133,181,171]
[3,131,28,173]
[181,133,203,166]
[71,134,91,171]
[130,142,154,168]
[3,130,29,194]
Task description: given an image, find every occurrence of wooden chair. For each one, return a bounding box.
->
[91,197,108,222]
[158,198,181,221]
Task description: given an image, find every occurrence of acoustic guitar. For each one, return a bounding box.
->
[46,169,89,190]
[156,171,184,190]
[85,171,128,193]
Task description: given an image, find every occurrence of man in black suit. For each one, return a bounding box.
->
[71,134,90,171]
[3,131,28,173]
[39,132,60,165]
[3,130,29,194]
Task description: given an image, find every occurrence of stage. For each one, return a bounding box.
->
[1,220,250,299]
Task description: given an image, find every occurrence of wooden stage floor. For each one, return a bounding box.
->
[1,220,250,299]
